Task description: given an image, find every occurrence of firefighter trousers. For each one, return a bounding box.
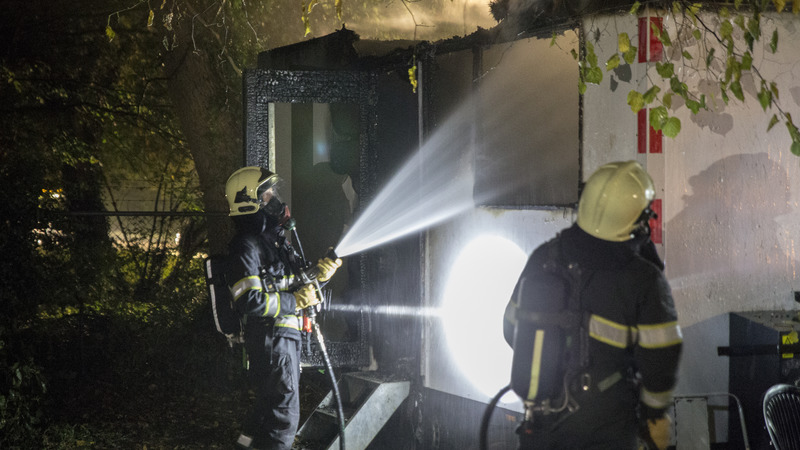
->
[243,326,301,450]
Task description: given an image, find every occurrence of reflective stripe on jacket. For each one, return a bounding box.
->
[588,315,682,350]
[227,226,302,339]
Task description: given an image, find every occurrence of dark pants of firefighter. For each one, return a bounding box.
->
[243,322,300,450]
[518,379,639,450]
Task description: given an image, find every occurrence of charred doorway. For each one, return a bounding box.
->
[243,61,424,376]
[243,69,378,369]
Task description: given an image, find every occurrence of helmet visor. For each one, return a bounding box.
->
[255,169,281,200]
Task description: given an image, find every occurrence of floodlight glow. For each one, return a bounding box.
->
[440,235,528,398]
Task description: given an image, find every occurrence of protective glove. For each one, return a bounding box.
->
[647,416,672,450]
[315,257,342,282]
[294,284,320,311]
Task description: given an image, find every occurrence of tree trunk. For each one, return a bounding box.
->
[162,21,241,256]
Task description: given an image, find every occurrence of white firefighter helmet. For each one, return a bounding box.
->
[576,160,655,242]
[225,166,280,216]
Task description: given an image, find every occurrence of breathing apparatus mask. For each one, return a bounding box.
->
[257,185,293,230]
[631,204,665,270]
[631,204,657,240]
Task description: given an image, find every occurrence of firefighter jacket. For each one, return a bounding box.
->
[227,210,303,339]
[504,224,682,419]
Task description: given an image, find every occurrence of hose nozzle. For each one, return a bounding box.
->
[325,247,338,261]
[305,247,339,280]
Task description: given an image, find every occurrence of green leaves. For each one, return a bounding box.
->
[578,41,603,92]
[586,41,597,67]
[787,115,800,156]
[744,14,761,51]
[623,46,637,65]
[651,21,672,46]
[663,117,682,138]
[770,29,779,53]
[626,86,661,113]
[408,63,418,93]
[648,106,682,138]
[725,56,741,83]
[741,52,753,70]
[606,53,620,71]
[585,67,603,84]
[0,357,48,445]
[580,1,796,149]
[663,93,673,109]
[686,95,706,114]
[302,0,319,37]
[758,82,773,110]
[730,80,745,101]
[770,81,780,100]
[705,48,716,69]
[670,77,688,97]
[628,91,645,113]
[720,20,734,41]
[617,32,638,65]
[656,62,674,78]
[768,115,780,132]
[643,86,661,104]
[649,106,669,127]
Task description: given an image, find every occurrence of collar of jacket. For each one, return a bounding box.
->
[233,208,282,235]
[562,224,641,269]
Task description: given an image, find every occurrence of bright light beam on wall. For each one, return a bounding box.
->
[441,235,528,399]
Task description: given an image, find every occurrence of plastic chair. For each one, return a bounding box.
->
[763,383,800,450]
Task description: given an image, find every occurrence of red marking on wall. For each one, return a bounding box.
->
[638,17,648,63]
[638,109,664,154]
[649,199,663,244]
[635,17,665,245]
[638,17,664,63]
[649,126,663,154]
[649,17,664,62]
[638,109,647,153]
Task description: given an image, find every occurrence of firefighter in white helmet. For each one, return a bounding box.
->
[225,167,341,449]
[503,161,682,449]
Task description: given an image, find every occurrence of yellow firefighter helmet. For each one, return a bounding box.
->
[576,161,655,242]
[225,167,280,216]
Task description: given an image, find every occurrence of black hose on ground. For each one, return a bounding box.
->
[290,226,344,448]
[480,384,512,450]
[313,320,345,450]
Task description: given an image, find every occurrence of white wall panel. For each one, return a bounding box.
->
[584,11,800,443]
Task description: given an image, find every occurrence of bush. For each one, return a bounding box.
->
[0,335,48,447]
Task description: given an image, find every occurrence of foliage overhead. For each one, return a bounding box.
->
[575,0,800,156]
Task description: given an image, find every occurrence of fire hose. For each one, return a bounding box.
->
[289,223,346,450]
[479,384,512,450]
[306,308,345,450]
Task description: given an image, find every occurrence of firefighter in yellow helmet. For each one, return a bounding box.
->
[503,161,682,450]
[225,167,341,449]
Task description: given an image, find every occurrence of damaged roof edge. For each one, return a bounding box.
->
[255,12,579,73]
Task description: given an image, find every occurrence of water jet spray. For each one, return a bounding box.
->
[333,100,478,258]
